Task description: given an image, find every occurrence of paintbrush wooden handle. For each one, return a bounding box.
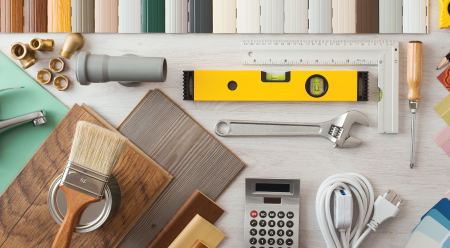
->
[407,41,424,101]
[52,185,100,248]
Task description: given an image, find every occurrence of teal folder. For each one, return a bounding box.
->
[0,52,68,194]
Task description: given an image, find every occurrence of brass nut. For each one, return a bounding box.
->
[53,75,69,91]
[60,33,85,59]
[29,38,54,51]
[37,69,52,84]
[49,57,65,73]
[10,42,38,69]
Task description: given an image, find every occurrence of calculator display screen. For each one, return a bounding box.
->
[255,183,290,193]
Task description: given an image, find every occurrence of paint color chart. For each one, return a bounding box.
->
[0,0,429,33]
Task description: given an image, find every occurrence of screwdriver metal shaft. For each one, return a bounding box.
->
[410,110,416,169]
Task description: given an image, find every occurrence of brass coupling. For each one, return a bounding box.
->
[60,33,84,59]
[29,38,55,51]
[53,75,69,91]
[37,69,52,84]
[49,57,65,73]
[10,42,38,69]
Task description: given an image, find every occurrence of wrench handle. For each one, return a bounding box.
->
[215,120,321,137]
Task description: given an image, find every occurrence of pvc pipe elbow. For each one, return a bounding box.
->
[60,33,85,59]
[10,42,38,69]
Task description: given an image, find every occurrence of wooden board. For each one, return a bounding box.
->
[0,0,23,33]
[24,0,47,32]
[0,104,172,248]
[168,214,225,248]
[356,0,379,33]
[147,190,224,248]
[191,240,209,248]
[116,89,245,247]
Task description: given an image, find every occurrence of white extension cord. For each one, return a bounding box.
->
[316,173,403,248]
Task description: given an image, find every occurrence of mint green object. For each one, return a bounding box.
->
[0,52,68,194]
[265,75,286,81]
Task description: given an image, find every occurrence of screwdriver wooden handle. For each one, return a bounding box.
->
[407,41,423,101]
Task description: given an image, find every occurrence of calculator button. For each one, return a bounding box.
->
[268,220,275,227]
[259,238,266,245]
[277,220,285,228]
[259,229,266,236]
[251,210,258,218]
[277,238,284,245]
[287,221,294,228]
[250,238,257,244]
[277,229,284,237]
[250,220,257,227]
[268,229,275,236]
[278,211,285,218]
[269,211,276,218]
[286,230,294,237]
[259,220,267,227]
[287,211,294,219]
[286,238,294,245]
[268,238,275,245]
[250,228,257,236]
[260,211,267,218]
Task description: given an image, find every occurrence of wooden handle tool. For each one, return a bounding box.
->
[407,41,423,169]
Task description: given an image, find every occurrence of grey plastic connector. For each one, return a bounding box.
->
[75,51,167,86]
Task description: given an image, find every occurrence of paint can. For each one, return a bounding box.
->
[47,174,121,233]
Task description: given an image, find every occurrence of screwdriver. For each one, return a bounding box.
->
[407,41,423,169]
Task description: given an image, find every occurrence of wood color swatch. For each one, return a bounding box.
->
[24,0,48,32]
[48,0,71,32]
[191,240,210,248]
[0,0,23,33]
[433,125,450,158]
[0,104,172,248]
[72,0,95,33]
[168,214,225,248]
[356,0,379,33]
[143,0,165,33]
[95,0,118,33]
[147,190,224,248]
[435,93,450,127]
[116,89,245,248]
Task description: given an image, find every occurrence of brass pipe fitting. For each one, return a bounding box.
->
[49,57,65,73]
[37,69,52,84]
[29,38,55,51]
[10,42,38,69]
[60,33,85,59]
[53,75,69,91]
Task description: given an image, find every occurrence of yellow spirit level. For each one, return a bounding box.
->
[183,70,368,101]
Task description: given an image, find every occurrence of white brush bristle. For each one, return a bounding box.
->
[69,121,128,176]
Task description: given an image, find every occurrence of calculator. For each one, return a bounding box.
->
[244,178,300,248]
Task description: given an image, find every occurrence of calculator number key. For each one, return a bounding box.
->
[268,238,275,245]
[268,220,275,227]
[277,238,284,245]
[268,229,275,236]
[259,229,266,236]
[258,238,266,245]
[259,220,266,227]
[250,220,257,227]
[277,220,285,228]
[250,228,257,236]
[277,229,284,237]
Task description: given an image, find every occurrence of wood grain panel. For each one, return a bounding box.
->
[356,0,379,33]
[48,0,71,32]
[191,240,210,248]
[95,0,118,33]
[0,0,23,33]
[24,0,47,32]
[0,104,171,248]
[116,89,245,248]
[168,214,225,248]
[142,0,165,33]
[147,190,224,248]
[72,0,95,33]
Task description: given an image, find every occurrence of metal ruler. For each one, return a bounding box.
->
[242,40,399,134]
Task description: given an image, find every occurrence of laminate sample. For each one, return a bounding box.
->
[189,0,212,33]
[237,0,260,33]
[260,0,283,33]
[147,190,225,248]
[403,0,429,33]
[379,0,402,33]
[191,240,210,248]
[284,0,308,33]
[165,0,188,33]
[308,0,332,33]
[48,0,71,32]
[119,0,141,33]
[213,0,236,33]
[0,104,172,248]
[332,0,356,33]
[356,0,379,33]
[168,214,225,248]
[72,0,95,32]
[116,89,245,248]
[143,0,165,33]
[1,0,23,33]
[95,0,118,33]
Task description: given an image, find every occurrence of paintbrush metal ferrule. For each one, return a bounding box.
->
[60,160,109,199]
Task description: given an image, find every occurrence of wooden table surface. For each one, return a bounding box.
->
[0,3,449,248]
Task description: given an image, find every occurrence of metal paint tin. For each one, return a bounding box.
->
[47,174,122,233]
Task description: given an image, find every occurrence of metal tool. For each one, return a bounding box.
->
[407,41,423,169]
[214,111,369,148]
[0,87,47,134]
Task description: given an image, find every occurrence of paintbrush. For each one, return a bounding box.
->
[52,121,127,248]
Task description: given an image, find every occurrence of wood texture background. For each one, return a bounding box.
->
[356,0,379,33]
[0,2,449,246]
[72,0,95,33]
[0,0,23,33]
[0,104,171,248]
[147,190,225,248]
[191,240,210,248]
[48,0,71,32]
[95,0,118,33]
[24,0,48,32]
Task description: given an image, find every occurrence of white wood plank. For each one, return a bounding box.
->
[379,0,402,33]
[260,0,283,33]
[95,0,118,33]
[284,0,308,33]
[213,0,237,33]
[309,0,332,33]
[166,0,188,33]
[237,0,260,33]
[332,0,356,34]
[119,0,141,33]
[403,0,429,33]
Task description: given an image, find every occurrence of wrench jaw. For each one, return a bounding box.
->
[324,111,369,148]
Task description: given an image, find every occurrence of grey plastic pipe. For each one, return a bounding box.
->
[75,51,167,85]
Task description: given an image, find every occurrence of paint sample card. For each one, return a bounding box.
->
[438,65,450,91]
[413,216,450,243]
[434,125,450,157]
[435,94,450,126]
[406,231,443,248]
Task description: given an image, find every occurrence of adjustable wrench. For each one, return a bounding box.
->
[214,111,369,148]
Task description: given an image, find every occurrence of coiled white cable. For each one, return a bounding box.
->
[316,173,375,248]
